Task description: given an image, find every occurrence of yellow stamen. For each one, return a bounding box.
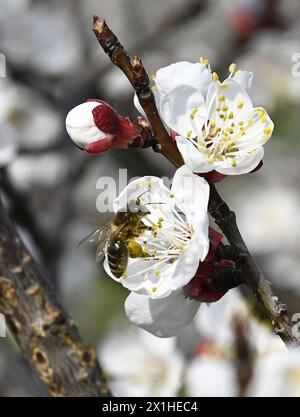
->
[263,126,273,137]
[219,83,229,90]
[229,63,237,74]
[212,72,219,81]
[190,108,198,119]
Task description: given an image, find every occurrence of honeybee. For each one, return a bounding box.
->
[79,194,153,278]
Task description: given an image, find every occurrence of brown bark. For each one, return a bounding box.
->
[0,197,111,397]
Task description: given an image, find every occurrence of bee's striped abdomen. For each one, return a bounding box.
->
[107,238,129,278]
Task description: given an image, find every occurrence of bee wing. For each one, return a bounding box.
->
[77,222,111,248]
[95,222,127,263]
[95,239,108,263]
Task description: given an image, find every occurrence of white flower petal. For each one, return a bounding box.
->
[208,79,253,119]
[170,235,202,290]
[160,86,206,136]
[113,176,172,213]
[125,291,200,338]
[155,61,212,96]
[176,136,213,173]
[171,165,209,260]
[133,94,146,118]
[233,70,253,92]
[216,147,264,175]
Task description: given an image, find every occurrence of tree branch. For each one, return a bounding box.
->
[0,196,111,396]
[93,17,298,345]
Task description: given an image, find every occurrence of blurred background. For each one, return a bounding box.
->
[0,0,300,396]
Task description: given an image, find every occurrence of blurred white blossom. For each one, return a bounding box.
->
[7,153,69,191]
[0,0,83,76]
[186,289,285,397]
[0,79,61,150]
[237,26,300,110]
[98,327,184,396]
[247,348,300,396]
[230,185,300,255]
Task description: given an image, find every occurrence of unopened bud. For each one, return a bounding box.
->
[65,99,142,154]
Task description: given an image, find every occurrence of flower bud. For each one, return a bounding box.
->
[65,99,141,154]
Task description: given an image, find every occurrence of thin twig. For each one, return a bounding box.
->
[93,17,297,344]
[0,196,111,396]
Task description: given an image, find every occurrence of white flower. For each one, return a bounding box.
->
[195,289,285,356]
[104,165,210,300]
[98,327,184,396]
[185,289,286,397]
[231,186,300,255]
[186,356,238,397]
[135,60,273,175]
[247,348,300,397]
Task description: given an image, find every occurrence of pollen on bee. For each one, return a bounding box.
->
[169,193,175,198]
[237,101,244,109]
[147,181,152,188]
[218,95,225,102]
[152,287,157,293]
[228,112,234,119]
[200,56,205,64]
[155,271,161,277]
[187,130,193,137]
[151,73,157,81]
[122,274,128,280]
[151,85,157,91]
[222,105,228,112]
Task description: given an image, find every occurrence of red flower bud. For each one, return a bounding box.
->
[66,99,142,155]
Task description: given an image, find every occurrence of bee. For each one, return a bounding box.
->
[79,193,153,278]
